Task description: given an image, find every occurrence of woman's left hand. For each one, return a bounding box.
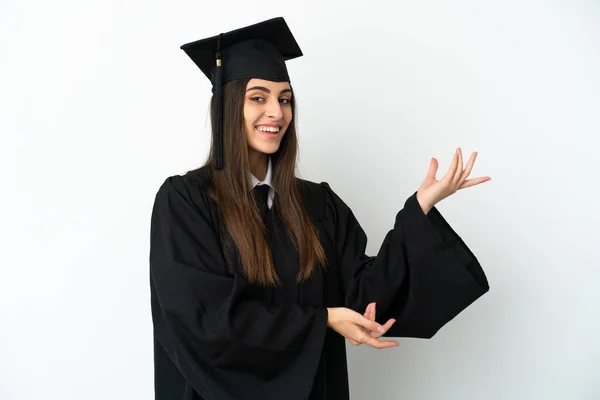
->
[416,147,491,214]
[361,302,396,342]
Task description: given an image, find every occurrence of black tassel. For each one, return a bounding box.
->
[214,34,224,170]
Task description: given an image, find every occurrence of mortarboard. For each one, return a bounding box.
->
[180,17,303,170]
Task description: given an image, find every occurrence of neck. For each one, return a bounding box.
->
[248,149,269,181]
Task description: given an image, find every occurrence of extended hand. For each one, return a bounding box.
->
[417,147,491,213]
[361,302,397,342]
[327,304,398,349]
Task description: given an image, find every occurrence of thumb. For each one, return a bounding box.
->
[426,158,438,180]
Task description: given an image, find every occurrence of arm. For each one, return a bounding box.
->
[322,182,489,339]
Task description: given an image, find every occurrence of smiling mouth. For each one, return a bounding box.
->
[256,126,280,133]
[256,125,281,138]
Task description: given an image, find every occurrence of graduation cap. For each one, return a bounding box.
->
[180,17,303,170]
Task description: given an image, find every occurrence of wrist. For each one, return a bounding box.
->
[416,192,432,215]
[326,307,334,328]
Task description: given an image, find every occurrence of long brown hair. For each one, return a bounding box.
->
[204,79,326,287]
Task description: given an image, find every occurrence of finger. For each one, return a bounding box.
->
[352,314,385,334]
[363,336,400,349]
[364,304,381,338]
[452,148,463,185]
[458,176,491,190]
[459,152,477,183]
[442,149,459,182]
[381,318,396,333]
[360,304,376,338]
[364,302,375,321]
[369,318,396,339]
[349,338,360,346]
[353,325,398,348]
[426,158,438,181]
[362,304,372,323]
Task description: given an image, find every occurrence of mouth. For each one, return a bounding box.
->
[255,125,282,139]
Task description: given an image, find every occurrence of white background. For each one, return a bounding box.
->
[1,0,599,399]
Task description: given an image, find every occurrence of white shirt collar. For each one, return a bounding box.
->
[250,157,275,189]
[250,157,276,209]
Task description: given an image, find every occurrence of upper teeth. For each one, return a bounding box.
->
[257,126,279,133]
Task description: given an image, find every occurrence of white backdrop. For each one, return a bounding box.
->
[1,0,599,399]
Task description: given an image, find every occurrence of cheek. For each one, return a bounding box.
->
[243,108,256,131]
[283,107,293,124]
[244,105,263,125]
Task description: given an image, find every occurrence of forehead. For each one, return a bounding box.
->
[246,78,291,91]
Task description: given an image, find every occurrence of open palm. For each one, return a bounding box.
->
[417,148,491,212]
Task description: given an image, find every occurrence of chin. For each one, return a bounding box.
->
[248,136,284,155]
[253,144,281,155]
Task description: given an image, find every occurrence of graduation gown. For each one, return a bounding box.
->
[149,166,489,400]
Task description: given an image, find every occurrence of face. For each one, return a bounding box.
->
[243,78,293,158]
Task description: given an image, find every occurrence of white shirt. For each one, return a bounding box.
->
[250,157,276,209]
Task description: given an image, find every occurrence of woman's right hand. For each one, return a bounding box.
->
[326,304,399,349]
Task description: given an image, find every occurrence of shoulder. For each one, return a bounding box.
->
[156,165,211,195]
[296,177,334,202]
[297,177,323,192]
[296,178,346,204]
[153,165,214,216]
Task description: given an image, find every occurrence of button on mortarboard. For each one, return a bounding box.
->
[179,17,303,170]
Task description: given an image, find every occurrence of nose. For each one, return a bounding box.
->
[265,98,283,120]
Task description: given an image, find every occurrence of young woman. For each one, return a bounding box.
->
[150,17,491,400]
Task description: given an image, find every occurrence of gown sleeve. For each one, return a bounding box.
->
[321,182,489,339]
[150,175,328,400]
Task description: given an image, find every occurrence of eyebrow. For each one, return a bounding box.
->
[246,86,292,95]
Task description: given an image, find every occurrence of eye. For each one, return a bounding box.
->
[250,96,264,102]
[279,98,291,104]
